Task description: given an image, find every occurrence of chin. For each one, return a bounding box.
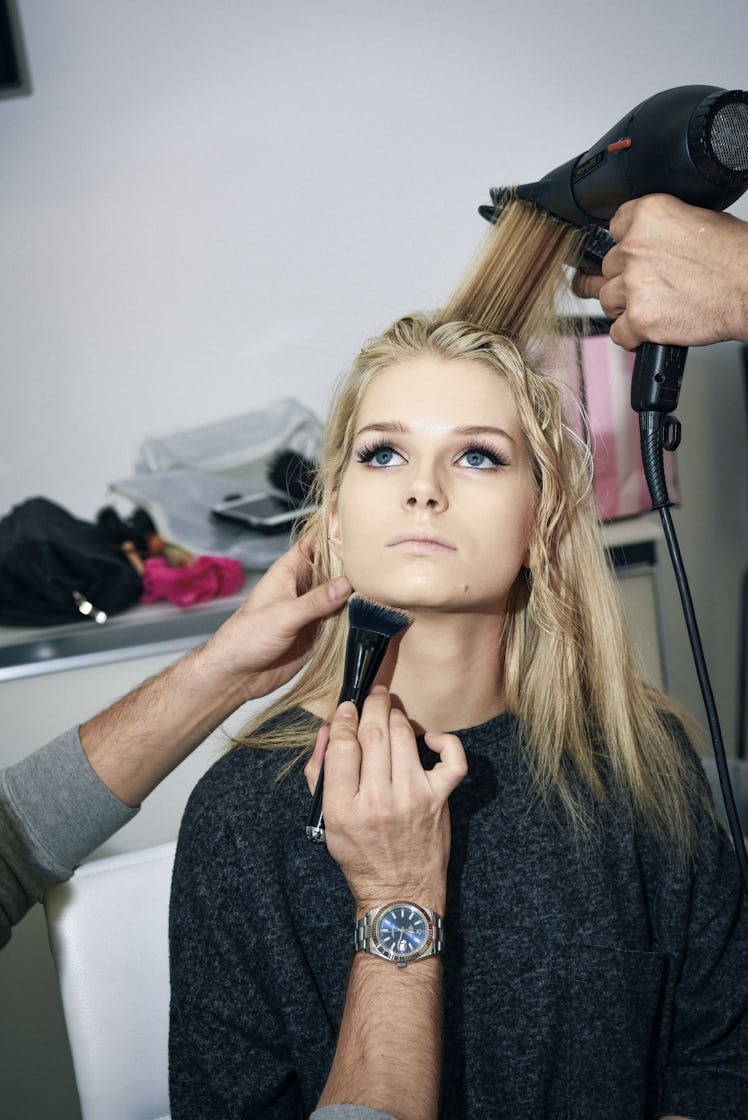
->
[346,577,458,614]
[345,559,473,611]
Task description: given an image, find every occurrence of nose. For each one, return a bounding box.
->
[402,463,447,512]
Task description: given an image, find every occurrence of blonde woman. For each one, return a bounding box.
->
[169,315,747,1119]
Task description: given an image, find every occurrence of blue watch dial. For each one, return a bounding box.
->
[377,904,428,956]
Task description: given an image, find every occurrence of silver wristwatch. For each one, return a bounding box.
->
[354,902,445,968]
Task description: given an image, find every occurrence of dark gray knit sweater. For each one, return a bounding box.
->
[169,710,748,1119]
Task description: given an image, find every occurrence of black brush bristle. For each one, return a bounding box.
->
[266,449,318,506]
[576,224,615,272]
[477,184,517,224]
[347,593,413,638]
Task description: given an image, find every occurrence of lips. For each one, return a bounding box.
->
[387,532,457,553]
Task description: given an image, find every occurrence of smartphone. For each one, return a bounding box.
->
[210,491,316,533]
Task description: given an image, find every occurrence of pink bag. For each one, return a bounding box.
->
[552,328,680,522]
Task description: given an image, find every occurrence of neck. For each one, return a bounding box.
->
[375,610,506,734]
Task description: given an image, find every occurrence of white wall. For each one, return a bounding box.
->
[1,1,747,1116]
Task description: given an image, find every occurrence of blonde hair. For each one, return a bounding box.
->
[236,313,707,859]
[440,197,582,356]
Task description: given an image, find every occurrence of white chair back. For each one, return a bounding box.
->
[44,841,175,1120]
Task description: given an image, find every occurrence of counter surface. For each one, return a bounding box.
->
[0,516,663,682]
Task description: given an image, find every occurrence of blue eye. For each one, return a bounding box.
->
[356,443,405,468]
[458,446,506,469]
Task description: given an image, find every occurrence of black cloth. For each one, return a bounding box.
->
[169,710,748,1119]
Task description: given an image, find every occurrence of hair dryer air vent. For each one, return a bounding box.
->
[690,90,748,184]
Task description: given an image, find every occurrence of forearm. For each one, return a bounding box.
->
[79,640,253,806]
[317,954,443,1120]
[1,728,137,945]
[80,548,351,806]
[311,697,465,1120]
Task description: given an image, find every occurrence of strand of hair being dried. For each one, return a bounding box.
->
[438,198,583,351]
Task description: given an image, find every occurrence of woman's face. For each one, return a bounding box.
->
[328,356,536,616]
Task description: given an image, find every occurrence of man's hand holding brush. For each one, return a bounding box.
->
[305,688,467,1120]
[307,687,466,914]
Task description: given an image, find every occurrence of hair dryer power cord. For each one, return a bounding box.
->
[639,409,748,896]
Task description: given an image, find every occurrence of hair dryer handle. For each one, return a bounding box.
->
[630,342,687,414]
[631,342,687,511]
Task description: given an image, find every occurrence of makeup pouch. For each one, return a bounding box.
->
[0,497,142,626]
[554,323,680,522]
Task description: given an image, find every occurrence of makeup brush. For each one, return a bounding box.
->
[306,594,413,843]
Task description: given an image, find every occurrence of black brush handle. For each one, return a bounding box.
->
[306,628,393,843]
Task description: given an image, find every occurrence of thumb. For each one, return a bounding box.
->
[423,731,468,801]
[294,576,352,628]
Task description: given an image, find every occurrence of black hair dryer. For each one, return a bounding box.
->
[483,84,748,464]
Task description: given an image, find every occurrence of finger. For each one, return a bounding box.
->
[323,701,363,807]
[571,271,605,301]
[597,276,627,320]
[608,312,641,351]
[608,198,636,244]
[304,724,329,794]
[423,731,468,800]
[387,706,422,787]
[600,243,623,281]
[357,687,394,788]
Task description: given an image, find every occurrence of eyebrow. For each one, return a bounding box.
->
[355,421,517,444]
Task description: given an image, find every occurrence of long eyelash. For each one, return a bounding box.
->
[355,439,399,464]
[462,442,510,467]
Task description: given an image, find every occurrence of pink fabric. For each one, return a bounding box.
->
[140,555,245,608]
[551,334,680,522]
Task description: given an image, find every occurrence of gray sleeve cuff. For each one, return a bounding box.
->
[310,1109,398,1120]
[1,726,139,880]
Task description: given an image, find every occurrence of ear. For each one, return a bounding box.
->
[327,498,343,559]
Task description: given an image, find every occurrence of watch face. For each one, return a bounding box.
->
[375,904,429,961]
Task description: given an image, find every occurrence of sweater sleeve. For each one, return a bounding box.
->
[0,727,138,948]
[658,820,748,1119]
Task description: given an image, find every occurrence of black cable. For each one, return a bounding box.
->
[738,570,748,760]
[659,504,748,892]
[639,411,748,896]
